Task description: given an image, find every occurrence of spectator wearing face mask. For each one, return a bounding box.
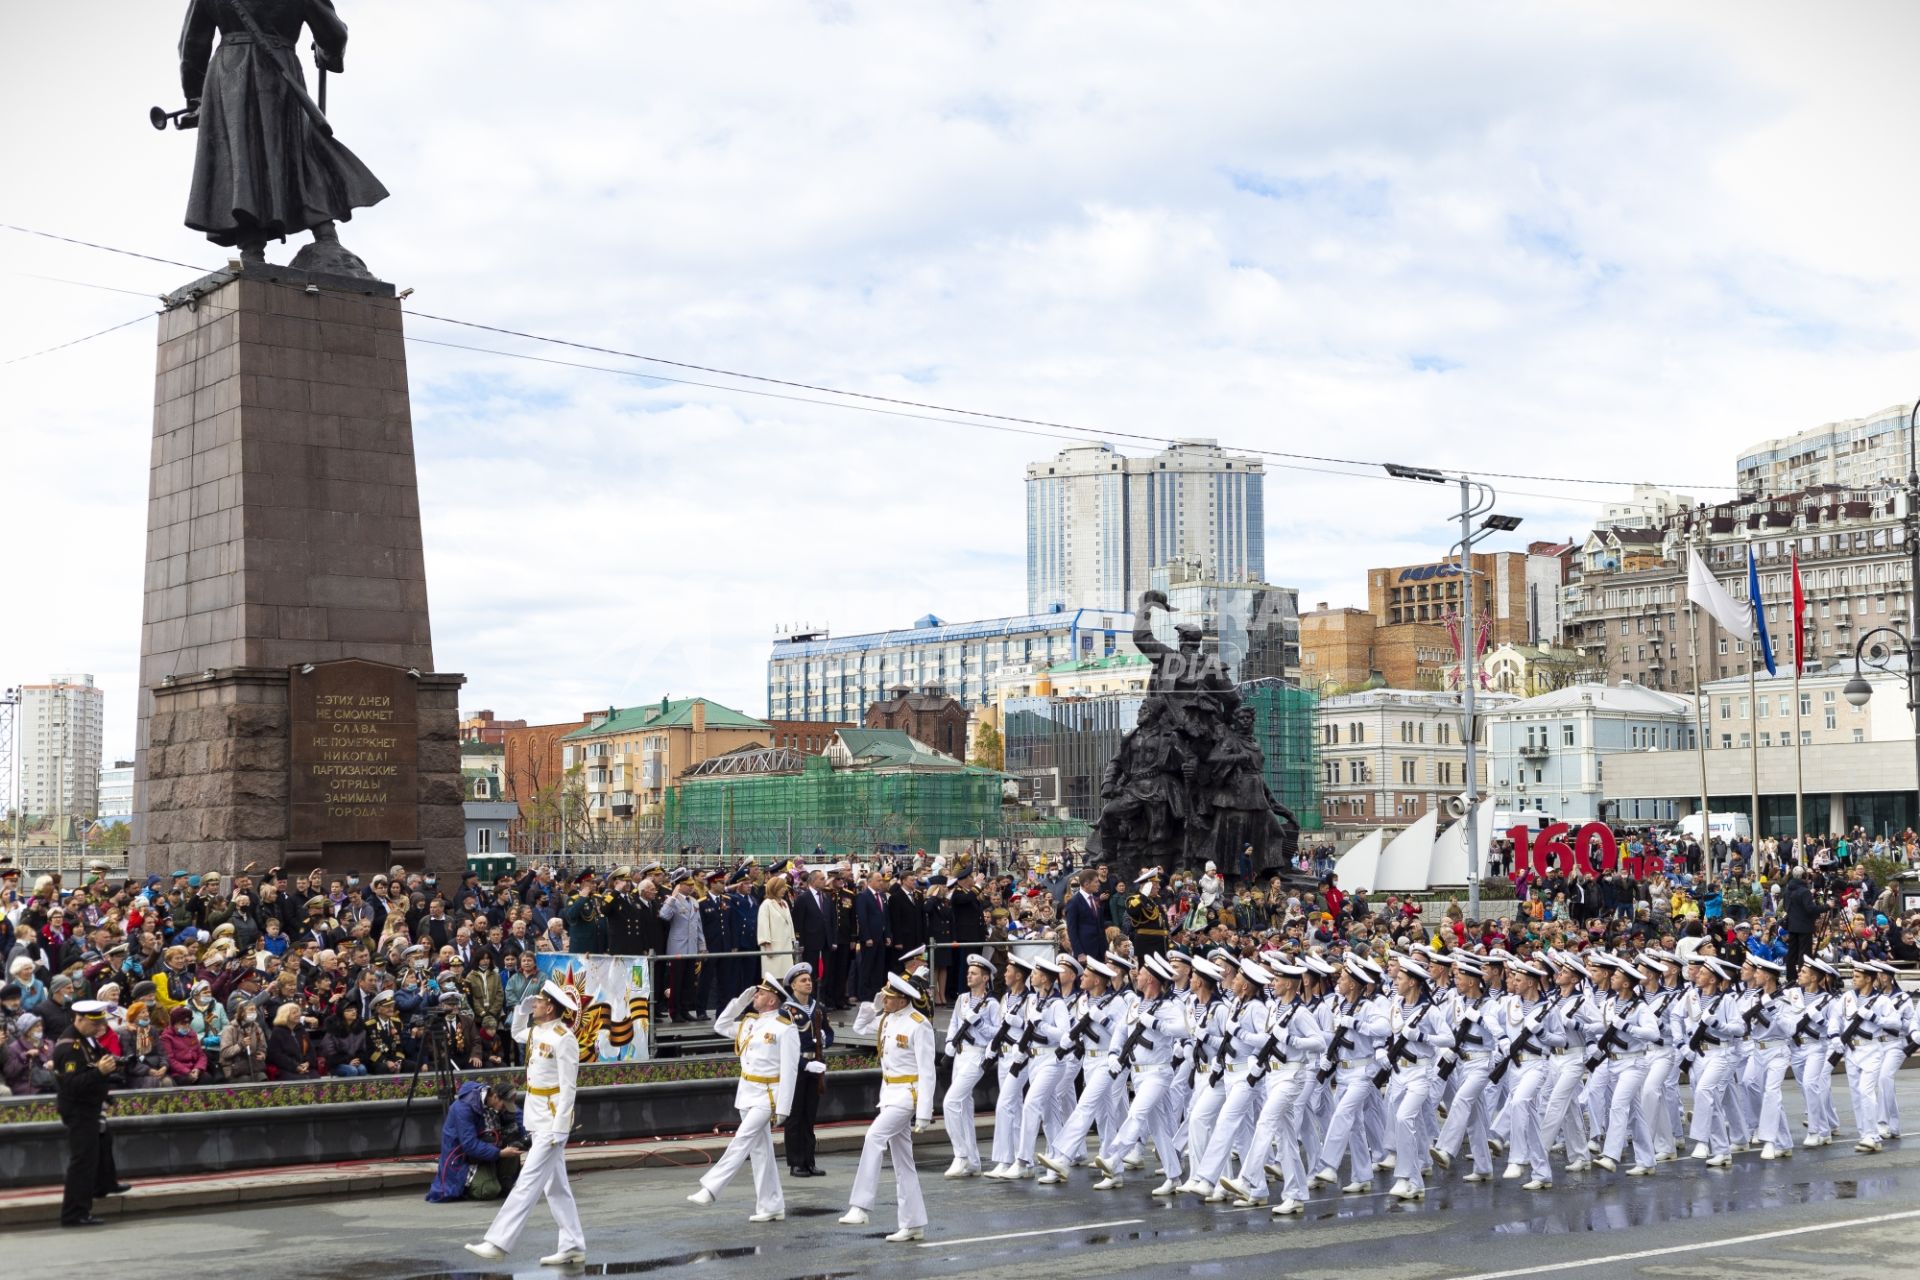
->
[162,1006,209,1085]
[221,999,269,1082]
[2,1012,54,1093]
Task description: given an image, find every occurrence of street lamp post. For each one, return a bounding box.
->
[1843,395,1920,830]
[1384,464,1521,918]
[1842,628,1920,829]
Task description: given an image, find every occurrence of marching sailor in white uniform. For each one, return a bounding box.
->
[688,976,801,1221]
[841,973,938,1241]
[466,981,588,1267]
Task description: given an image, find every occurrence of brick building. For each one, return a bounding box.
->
[864,686,969,760]
[1299,606,1453,693]
[1367,551,1534,649]
[762,718,855,755]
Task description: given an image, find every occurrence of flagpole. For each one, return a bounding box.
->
[1688,518,1713,880]
[1746,539,1761,859]
[1791,552,1805,866]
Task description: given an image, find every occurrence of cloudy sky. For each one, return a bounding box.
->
[5,0,1920,761]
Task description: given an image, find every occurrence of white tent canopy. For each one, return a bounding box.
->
[1331,828,1385,894]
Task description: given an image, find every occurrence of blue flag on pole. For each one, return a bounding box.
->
[1747,545,1776,676]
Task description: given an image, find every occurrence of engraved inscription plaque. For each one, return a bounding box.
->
[289,660,420,845]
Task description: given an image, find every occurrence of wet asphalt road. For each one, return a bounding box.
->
[5,1075,1917,1280]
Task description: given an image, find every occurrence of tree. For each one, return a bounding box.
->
[970,722,1005,771]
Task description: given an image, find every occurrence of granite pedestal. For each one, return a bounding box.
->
[131,262,464,879]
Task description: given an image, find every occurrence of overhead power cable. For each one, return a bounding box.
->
[0,312,153,367]
[0,221,1749,492]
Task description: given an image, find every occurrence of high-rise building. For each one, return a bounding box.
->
[1736,404,1914,496]
[22,674,105,822]
[1025,439,1265,613]
[1147,561,1300,684]
[98,760,136,820]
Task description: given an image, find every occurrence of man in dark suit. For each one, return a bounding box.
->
[793,868,836,990]
[1065,869,1108,962]
[887,874,926,972]
[947,871,987,1001]
[1783,867,1823,980]
[854,869,892,1000]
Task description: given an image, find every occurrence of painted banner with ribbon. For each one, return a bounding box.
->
[533,953,654,1062]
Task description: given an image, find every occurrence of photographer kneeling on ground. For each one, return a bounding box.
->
[428,1080,526,1202]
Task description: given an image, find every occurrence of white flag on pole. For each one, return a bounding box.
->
[1687,548,1751,638]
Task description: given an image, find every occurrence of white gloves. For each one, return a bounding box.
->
[805,1060,827,1075]
[943,1044,956,1058]
[775,1114,788,1126]
[912,1119,931,1134]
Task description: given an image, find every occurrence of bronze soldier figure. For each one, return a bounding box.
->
[176,1,389,275]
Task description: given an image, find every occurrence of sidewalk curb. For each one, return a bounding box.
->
[0,1116,987,1228]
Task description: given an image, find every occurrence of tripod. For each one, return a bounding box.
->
[392,1018,459,1157]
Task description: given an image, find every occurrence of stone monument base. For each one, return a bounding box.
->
[142,662,465,878]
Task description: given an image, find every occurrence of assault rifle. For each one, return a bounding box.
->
[1583,1011,1629,1073]
[1247,1003,1302,1084]
[1109,1011,1156,1078]
[1789,998,1822,1048]
[985,1010,1017,1059]
[954,1002,990,1051]
[1055,1010,1096,1061]
[1828,1009,1869,1068]
[1437,1001,1486,1082]
[1373,998,1433,1089]
[1316,1011,1356,1084]
[1008,1004,1048,1078]
[1488,1013,1543,1086]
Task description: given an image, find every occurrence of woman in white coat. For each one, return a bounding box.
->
[758,877,797,982]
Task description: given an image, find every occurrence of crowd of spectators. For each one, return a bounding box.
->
[0,828,1913,1098]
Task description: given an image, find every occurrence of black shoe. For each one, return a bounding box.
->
[63,1216,106,1228]
[806,1165,826,1177]
[107,1184,133,1195]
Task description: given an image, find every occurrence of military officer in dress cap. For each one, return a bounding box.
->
[54,1000,128,1227]
[841,973,938,1241]
[689,976,800,1220]
[467,981,587,1266]
[1126,868,1170,956]
[782,962,832,1178]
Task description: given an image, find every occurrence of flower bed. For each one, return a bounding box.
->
[0,1052,879,1126]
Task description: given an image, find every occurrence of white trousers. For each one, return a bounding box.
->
[1057,1064,1126,1163]
[1751,1044,1793,1151]
[483,1132,585,1255]
[1435,1058,1495,1173]
[1497,1060,1551,1180]
[1238,1067,1310,1202]
[1195,1074,1261,1184]
[1538,1054,1589,1159]
[850,1104,926,1230]
[1103,1069,1181,1180]
[1602,1056,1653,1166]
[1313,1071,1374,1179]
[1843,1049,1882,1139]
[1390,1068,1436,1191]
[1873,1041,1904,1135]
[1790,1044,1838,1139]
[1639,1048,1678,1157]
[700,1105,783,1215]
[991,1059,1029,1165]
[1688,1050,1741,1157]
[942,1050,989,1170]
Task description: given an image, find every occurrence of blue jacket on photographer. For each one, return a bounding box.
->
[427,1080,527,1202]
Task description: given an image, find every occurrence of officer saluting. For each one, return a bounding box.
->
[56,1000,130,1227]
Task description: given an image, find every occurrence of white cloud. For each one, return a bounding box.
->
[3,1,1919,762]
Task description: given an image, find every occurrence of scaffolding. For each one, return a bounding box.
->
[1238,679,1323,831]
[662,755,1015,859]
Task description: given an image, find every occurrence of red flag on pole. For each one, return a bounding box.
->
[1790,552,1806,674]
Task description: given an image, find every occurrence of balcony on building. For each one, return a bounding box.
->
[1517,742,1550,761]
